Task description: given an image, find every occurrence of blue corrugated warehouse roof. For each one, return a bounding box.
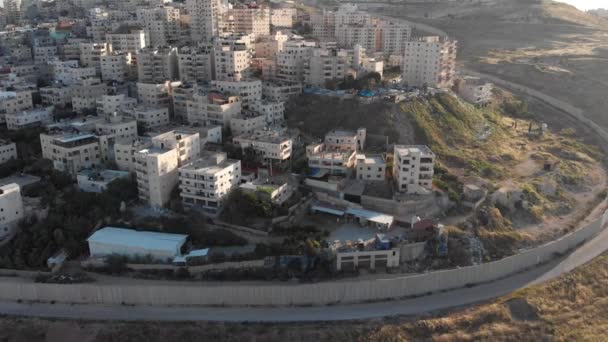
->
[87,227,188,253]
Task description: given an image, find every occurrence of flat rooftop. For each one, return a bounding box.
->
[356,154,385,165]
[87,227,187,254]
[394,145,434,156]
[180,156,239,173]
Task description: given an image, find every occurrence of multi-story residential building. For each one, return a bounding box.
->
[39,85,72,107]
[262,81,302,102]
[305,47,349,87]
[310,9,336,42]
[106,27,146,54]
[114,138,149,172]
[210,79,262,107]
[0,90,33,123]
[213,45,251,81]
[3,0,22,25]
[249,100,284,125]
[275,40,316,82]
[457,77,493,105]
[393,145,435,194]
[79,42,108,72]
[135,146,179,207]
[229,110,267,136]
[95,113,138,142]
[33,46,57,65]
[187,0,220,42]
[6,106,53,130]
[0,140,18,165]
[271,8,296,28]
[40,132,106,175]
[136,47,179,83]
[126,105,170,130]
[356,154,386,181]
[171,83,196,120]
[379,21,411,56]
[187,91,242,127]
[48,60,97,86]
[0,183,24,241]
[177,46,213,83]
[335,23,377,52]
[306,143,356,176]
[136,6,181,47]
[8,46,32,62]
[136,81,180,109]
[71,79,107,113]
[254,32,289,59]
[225,7,270,37]
[401,36,457,89]
[135,130,200,207]
[100,53,134,82]
[96,94,138,116]
[179,152,241,214]
[233,130,292,162]
[324,128,366,151]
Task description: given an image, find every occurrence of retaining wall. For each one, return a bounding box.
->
[0,210,605,307]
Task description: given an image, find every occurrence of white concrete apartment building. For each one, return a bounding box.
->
[233,130,292,162]
[324,128,366,151]
[60,38,87,61]
[305,48,349,87]
[136,6,181,47]
[96,94,137,116]
[253,32,289,59]
[457,77,493,105]
[136,82,176,108]
[187,91,242,127]
[379,20,411,56]
[95,113,138,142]
[100,53,133,82]
[0,140,18,165]
[0,90,33,123]
[179,152,241,214]
[213,45,251,81]
[0,183,24,241]
[106,28,146,54]
[136,47,179,83]
[229,110,267,136]
[3,0,22,25]
[40,133,104,175]
[225,7,270,37]
[33,46,57,65]
[262,81,302,102]
[114,138,149,172]
[79,42,108,72]
[5,106,53,130]
[271,8,296,28]
[135,130,200,207]
[356,154,386,181]
[249,100,284,125]
[71,80,107,113]
[210,79,262,107]
[306,143,356,175]
[49,60,97,86]
[310,9,336,42]
[275,40,316,83]
[135,146,178,207]
[393,145,435,195]
[335,24,376,52]
[39,86,72,107]
[126,105,170,130]
[187,0,219,42]
[171,83,196,120]
[177,46,213,83]
[401,36,457,89]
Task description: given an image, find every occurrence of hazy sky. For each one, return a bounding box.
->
[556,0,607,10]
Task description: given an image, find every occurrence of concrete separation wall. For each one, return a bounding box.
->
[0,210,605,307]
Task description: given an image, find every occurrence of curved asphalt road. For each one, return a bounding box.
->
[0,219,605,322]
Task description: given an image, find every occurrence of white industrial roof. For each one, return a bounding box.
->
[87,227,188,253]
[346,208,394,226]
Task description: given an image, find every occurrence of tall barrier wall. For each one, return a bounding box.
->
[0,210,605,307]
